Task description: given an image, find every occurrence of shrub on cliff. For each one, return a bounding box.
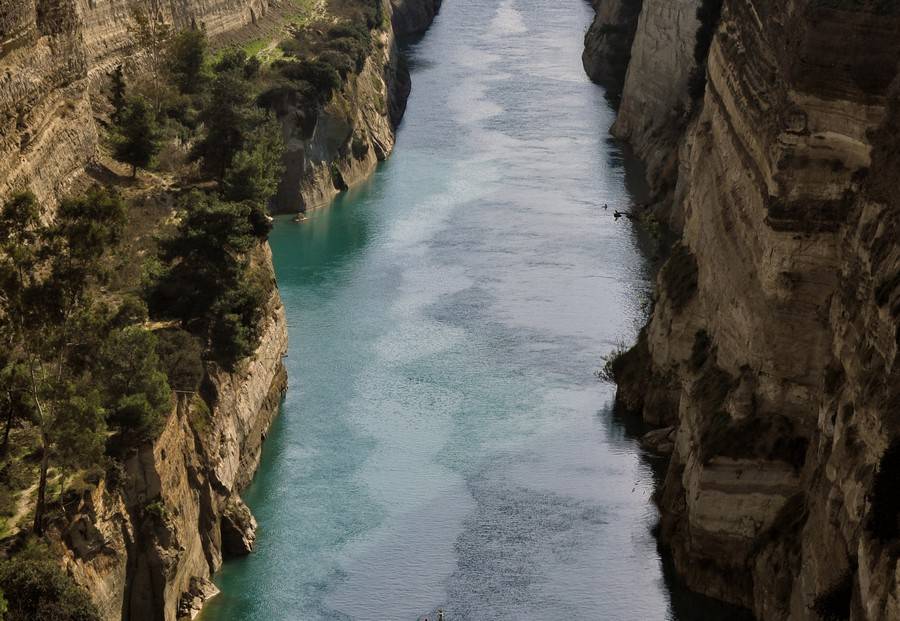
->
[146,192,269,369]
[0,543,100,621]
[274,59,342,102]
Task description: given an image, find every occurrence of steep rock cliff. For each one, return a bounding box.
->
[270,6,409,213]
[390,0,440,36]
[581,0,643,99]
[270,0,440,213]
[1,1,436,619]
[604,0,900,619]
[610,0,698,201]
[55,259,287,621]
[0,0,268,206]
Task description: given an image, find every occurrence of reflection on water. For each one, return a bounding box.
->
[202,0,750,619]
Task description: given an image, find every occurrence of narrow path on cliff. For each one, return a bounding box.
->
[201,1,741,619]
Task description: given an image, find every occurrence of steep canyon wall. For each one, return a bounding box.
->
[592,0,900,619]
[0,1,437,619]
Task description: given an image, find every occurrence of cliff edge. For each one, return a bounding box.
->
[591,0,900,619]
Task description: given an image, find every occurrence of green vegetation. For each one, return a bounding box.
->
[146,192,271,369]
[596,340,629,383]
[0,542,100,621]
[113,96,160,177]
[167,29,208,94]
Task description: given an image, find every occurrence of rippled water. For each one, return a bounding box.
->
[201,1,743,619]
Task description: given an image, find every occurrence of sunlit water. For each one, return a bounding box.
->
[201,1,744,619]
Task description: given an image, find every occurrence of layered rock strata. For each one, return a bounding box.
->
[0,0,268,206]
[598,0,900,619]
[59,271,287,621]
[0,1,437,619]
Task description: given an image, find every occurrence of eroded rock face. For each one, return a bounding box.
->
[611,0,699,200]
[581,0,643,100]
[605,0,900,618]
[220,496,257,557]
[56,269,287,621]
[270,0,440,213]
[0,0,267,206]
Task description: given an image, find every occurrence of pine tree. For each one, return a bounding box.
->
[110,64,127,124]
[167,29,207,94]
[128,7,171,114]
[0,189,126,535]
[113,96,160,177]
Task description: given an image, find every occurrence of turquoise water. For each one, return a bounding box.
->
[201,1,742,619]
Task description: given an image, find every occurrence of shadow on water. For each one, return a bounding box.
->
[270,178,378,287]
[606,403,756,621]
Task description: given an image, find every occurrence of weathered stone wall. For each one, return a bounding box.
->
[611,0,699,199]
[0,0,268,205]
[605,0,900,618]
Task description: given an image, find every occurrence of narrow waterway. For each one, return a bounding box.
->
[202,1,740,619]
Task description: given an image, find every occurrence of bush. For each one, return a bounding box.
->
[0,549,101,621]
[318,50,355,79]
[155,329,205,395]
[596,340,629,383]
[275,59,342,100]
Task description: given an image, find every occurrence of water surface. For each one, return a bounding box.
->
[202,1,739,618]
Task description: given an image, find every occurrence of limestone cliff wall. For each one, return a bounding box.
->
[605,0,900,619]
[581,0,643,99]
[271,8,406,213]
[271,0,440,213]
[610,0,698,200]
[0,0,268,206]
[57,263,287,621]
